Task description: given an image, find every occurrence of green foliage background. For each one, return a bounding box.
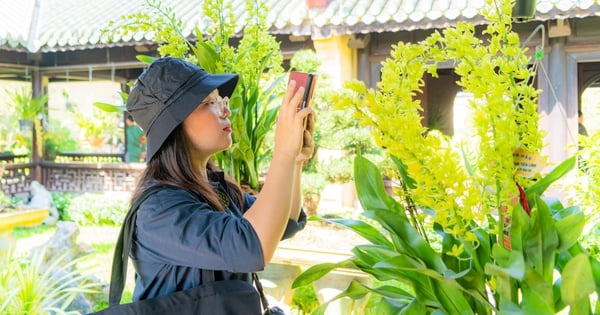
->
[107,0,284,190]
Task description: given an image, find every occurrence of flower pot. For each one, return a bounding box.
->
[89,136,106,147]
[512,0,536,20]
[19,119,33,131]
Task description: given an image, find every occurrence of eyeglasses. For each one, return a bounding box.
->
[200,96,230,116]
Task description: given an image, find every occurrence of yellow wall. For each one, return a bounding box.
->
[312,35,356,88]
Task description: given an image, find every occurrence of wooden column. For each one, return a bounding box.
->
[30,67,45,183]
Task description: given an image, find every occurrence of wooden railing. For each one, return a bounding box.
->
[53,152,125,163]
[0,154,34,198]
[1,152,145,197]
[40,161,145,193]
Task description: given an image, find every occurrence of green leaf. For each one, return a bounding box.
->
[554,211,586,251]
[431,279,475,315]
[560,243,600,293]
[325,218,394,248]
[498,300,526,315]
[525,156,575,205]
[510,202,529,252]
[561,253,595,306]
[93,102,125,113]
[473,226,493,268]
[379,296,426,315]
[359,283,432,315]
[520,269,554,314]
[370,284,416,300]
[391,155,416,190]
[332,280,370,299]
[292,260,355,288]
[310,303,328,315]
[354,155,397,213]
[541,196,565,216]
[486,244,525,280]
[307,282,371,314]
[552,205,580,220]
[365,209,446,272]
[352,245,401,267]
[136,54,157,64]
[190,35,218,73]
[524,196,559,282]
[373,254,430,277]
[262,73,287,98]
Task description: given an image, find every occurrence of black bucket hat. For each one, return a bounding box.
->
[126,57,239,162]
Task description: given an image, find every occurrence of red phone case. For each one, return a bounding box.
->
[289,71,317,108]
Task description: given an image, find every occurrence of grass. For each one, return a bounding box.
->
[12,225,54,239]
[91,242,116,254]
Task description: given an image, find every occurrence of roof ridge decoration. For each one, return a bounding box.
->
[26,0,42,52]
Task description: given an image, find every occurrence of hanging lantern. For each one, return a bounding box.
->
[512,0,536,21]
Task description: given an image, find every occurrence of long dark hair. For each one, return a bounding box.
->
[131,125,244,211]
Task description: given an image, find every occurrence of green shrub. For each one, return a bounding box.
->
[44,121,78,160]
[51,191,74,221]
[290,49,321,73]
[301,172,327,196]
[320,156,354,183]
[291,284,319,314]
[64,192,130,226]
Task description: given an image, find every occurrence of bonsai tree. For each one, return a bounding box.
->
[294,0,600,314]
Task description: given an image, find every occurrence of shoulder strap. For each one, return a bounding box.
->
[108,185,164,305]
[253,272,272,312]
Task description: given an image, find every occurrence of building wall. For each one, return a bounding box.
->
[313,35,356,89]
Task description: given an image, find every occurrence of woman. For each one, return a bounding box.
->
[125,58,313,305]
[124,114,146,162]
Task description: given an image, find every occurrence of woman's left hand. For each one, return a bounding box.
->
[296,112,315,164]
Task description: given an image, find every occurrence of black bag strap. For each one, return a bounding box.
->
[252,272,271,311]
[108,185,165,305]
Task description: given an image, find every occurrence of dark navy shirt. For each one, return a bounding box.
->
[130,183,306,301]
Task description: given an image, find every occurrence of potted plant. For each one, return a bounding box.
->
[8,89,48,157]
[9,89,47,131]
[69,102,121,150]
[293,0,600,313]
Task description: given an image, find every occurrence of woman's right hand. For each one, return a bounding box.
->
[244,80,314,264]
[272,80,313,160]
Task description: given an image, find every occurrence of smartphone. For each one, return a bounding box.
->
[289,71,317,109]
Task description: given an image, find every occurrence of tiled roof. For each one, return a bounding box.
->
[1,0,599,53]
